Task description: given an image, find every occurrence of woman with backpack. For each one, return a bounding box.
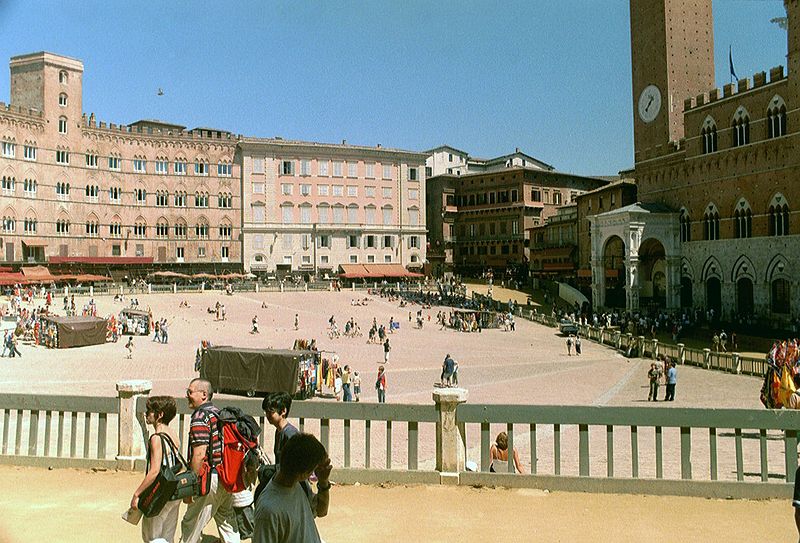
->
[131,395,181,542]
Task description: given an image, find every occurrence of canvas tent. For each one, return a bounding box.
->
[40,315,108,349]
[199,346,309,397]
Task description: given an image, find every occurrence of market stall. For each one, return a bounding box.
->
[40,315,108,349]
[447,308,504,331]
[119,309,151,336]
[199,346,313,398]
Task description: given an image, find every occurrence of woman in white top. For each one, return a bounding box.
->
[489,431,524,474]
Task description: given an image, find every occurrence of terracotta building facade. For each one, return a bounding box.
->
[426,168,606,276]
[0,52,240,270]
[591,0,800,325]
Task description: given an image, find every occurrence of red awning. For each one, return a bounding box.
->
[0,272,25,286]
[532,246,575,260]
[21,238,48,247]
[48,256,154,264]
[542,262,575,271]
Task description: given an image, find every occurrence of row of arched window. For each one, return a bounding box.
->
[700,96,787,154]
[680,194,791,241]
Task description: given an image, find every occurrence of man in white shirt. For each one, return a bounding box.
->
[253,433,332,543]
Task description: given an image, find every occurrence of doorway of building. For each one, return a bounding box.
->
[602,235,626,308]
[706,277,722,318]
[736,277,754,316]
[681,277,693,308]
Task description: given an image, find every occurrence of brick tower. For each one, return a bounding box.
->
[630,0,715,158]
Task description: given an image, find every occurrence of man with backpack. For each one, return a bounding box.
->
[181,378,241,543]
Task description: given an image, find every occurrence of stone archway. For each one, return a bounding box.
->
[602,235,626,308]
[638,238,667,310]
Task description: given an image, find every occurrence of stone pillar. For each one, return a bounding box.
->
[64,286,69,297]
[703,348,712,369]
[280,282,285,293]
[652,339,659,359]
[666,255,682,310]
[201,282,205,293]
[433,388,468,483]
[116,379,152,468]
[733,352,742,374]
[255,282,260,293]
[304,282,308,292]
[677,343,685,364]
[591,259,605,309]
[120,284,124,295]
[89,285,94,296]
[625,258,640,313]
[173,283,177,294]
[148,283,152,294]
[351,283,355,292]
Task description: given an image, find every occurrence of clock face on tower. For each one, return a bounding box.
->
[638,84,662,124]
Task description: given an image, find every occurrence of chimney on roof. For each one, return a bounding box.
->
[342,139,347,145]
[515,147,520,153]
[377,143,382,148]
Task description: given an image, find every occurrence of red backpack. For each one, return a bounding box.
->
[212,407,263,493]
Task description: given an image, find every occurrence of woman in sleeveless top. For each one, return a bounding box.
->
[131,395,182,543]
[489,431,524,474]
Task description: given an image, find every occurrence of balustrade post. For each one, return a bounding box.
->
[89,285,94,296]
[616,332,623,350]
[599,327,605,344]
[304,282,308,292]
[433,388,468,484]
[201,282,205,293]
[733,352,742,374]
[652,339,659,359]
[173,282,177,294]
[703,348,712,369]
[148,283,152,294]
[677,343,685,365]
[116,379,152,469]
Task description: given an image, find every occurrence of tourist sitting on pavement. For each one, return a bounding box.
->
[489,431,524,474]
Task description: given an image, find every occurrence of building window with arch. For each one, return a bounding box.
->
[194,191,209,208]
[195,223,209,239]
[55,219,70,235]
[218,192,232,209]
[133,221,147,238]
[732,108,750,147]
[85,184,99,203]
[733,200,752,239]
[703,204,720,241]
[219,224,232,239]
[2,215,15,233]
[24,217,37,233]
[174,221,187,238]
[85,220,99,237]
[59,93,68,107]
[59,70,68,84]
[2,141,16,158]
[1,175,15,194]
[701,118,718,154]
[767,97,787,138]
[156,220,169,238]
[109,221,122,238]
[769,201,790,236]
[58,116,68,134]
[680,209,691,242]
[772,278,790,314]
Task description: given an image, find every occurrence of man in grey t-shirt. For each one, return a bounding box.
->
[253,433,332,543]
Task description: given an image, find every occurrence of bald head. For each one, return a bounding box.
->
[187,378,213,407]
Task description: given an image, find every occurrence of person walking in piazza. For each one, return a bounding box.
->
[160,318,169,344]
[181,378,240,543]
[131,395,182,543]
[125,337,134,359]
[352,371,362,402]
[294,313,299,331]
[566,335,573,356]
[664,361,677,401]
[712,332,720,352]
[375,366,387,403]
[647,363,661,401]
[251,315,260,334]
[383,338,391,364]
[341,365,352,402]
[574,335,582,355]
[719,329,728,352]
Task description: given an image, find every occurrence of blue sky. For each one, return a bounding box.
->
[0,1,788,176]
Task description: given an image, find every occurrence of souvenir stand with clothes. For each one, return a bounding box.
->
[39,315,109,349]
[760,339,800,408]
[447,309,503,332]
[119,308,151,335]
[292,339,338,399]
